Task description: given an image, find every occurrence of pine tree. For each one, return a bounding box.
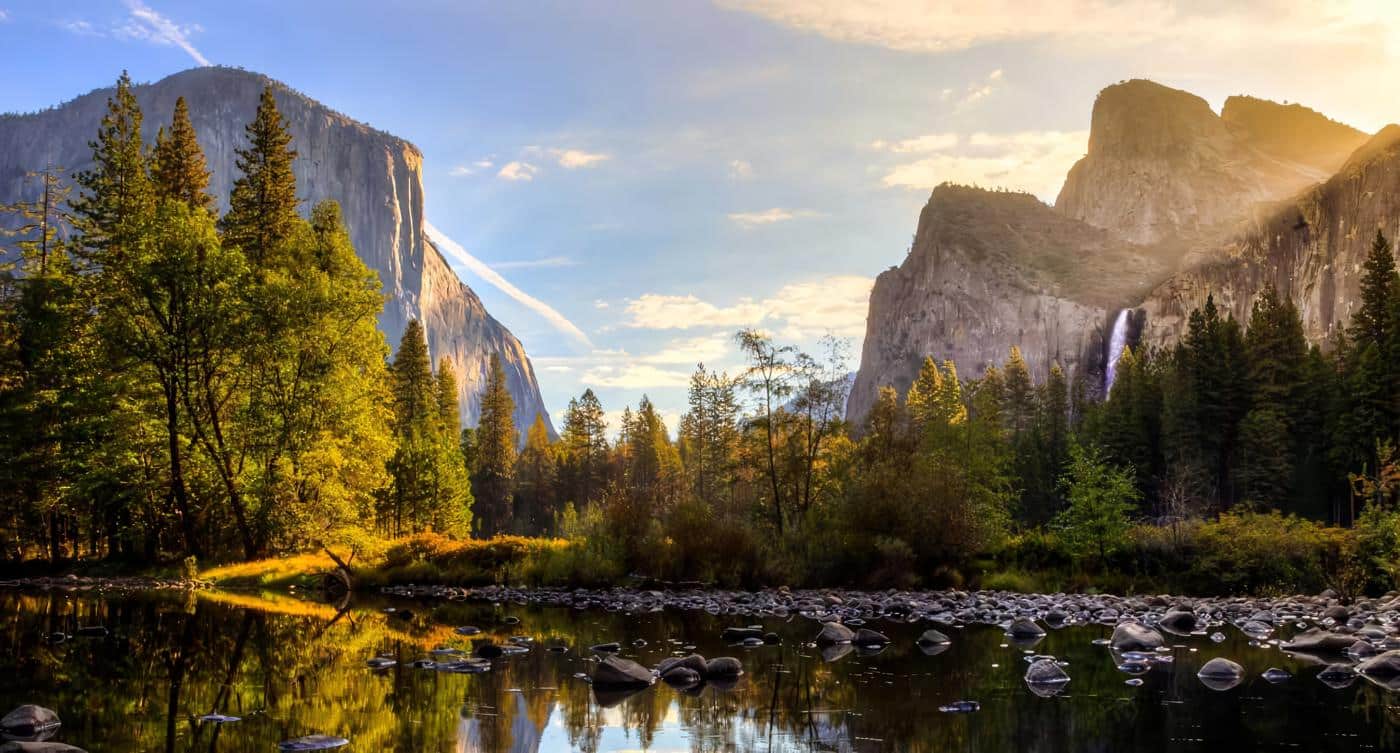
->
[558,389,608,507]
[472,353,517,536]
[1351,229,1396,352]
[72,71,153,261]
[151,96,213,213]
[391,321,435,432]
[435,357,461,429]
[222,87,299,265]
[514,414,556,534]
[386,320,436,536]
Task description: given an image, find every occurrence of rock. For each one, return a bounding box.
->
[472,644,504,659]
[0,743,87,753]
[721,627,764,643]
[659,667,701,688]
[1317,663,1357,689]
[1158,608,1197,634]
[589,642,622,654]
[1262,668,1292,684]
[937,701,980,713]
[704,657,744,678]
[1197,658,1245,691]
[1008,618,1046,640]
[277,736,350,751]
[1282,628,1356,654]
[1358,650,1400,679]
[658,654,708,677]
[365,657,396,669]
[1110,622,1164,651]
[592,656,654,688]
[454,626,481,636]
[1024,652,1064,688]
[852,629,890,647]
[917,629,951,646]
[814,622,854,645]
[0,707,60,742]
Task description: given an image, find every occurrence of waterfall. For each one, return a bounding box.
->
[1104,309,1131,395]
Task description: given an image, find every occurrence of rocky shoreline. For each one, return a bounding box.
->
[0,574,207,592]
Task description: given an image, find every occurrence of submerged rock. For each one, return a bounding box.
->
[277,735,350,751]
[0,707,60,742]
[196,714,241,723]
[704,657,744,678]
[1008,618,1046,640]
[1358,650,1400,679]
[852,629,890,648]
[658,654,708,677]
[660,667,702,688]
[917,629,951,647]
[1317,663,1357,689]
[1282,628,1356,654]
[1261,668,1292,684]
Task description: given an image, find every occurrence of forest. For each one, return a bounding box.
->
[4,74,1400,597]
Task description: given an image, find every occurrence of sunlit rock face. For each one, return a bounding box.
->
[849,80,1377,427]
[1139,126,1400,350]
[847,185,1169,424]
[0,66,552,433]
[1055,79,1366,246]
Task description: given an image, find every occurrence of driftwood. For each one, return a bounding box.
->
[313,540,354,596]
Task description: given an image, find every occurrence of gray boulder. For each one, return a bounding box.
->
[1111,622,1164,651]
[657,654,708,677]
[917,629,951,646]
[1358,650,1400,679]
[852,629,889,647]
[704,657,744,678]
[1008,618,1046,640]
[0,744,87,753]
[1282,628,1356,654]
[1197,658,1245,691]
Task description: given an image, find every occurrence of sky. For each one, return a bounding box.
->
[1,0,1397,435]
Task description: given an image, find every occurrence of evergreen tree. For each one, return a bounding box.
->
[151,96,213,213]
[558,389,608,507]
[221,87,299,265]
[435,357,461,429]
[385,320,436,536]
[472,353,517,536]
[514,414,557,535]
[72,72,153,260]
[1351,229,1397,352]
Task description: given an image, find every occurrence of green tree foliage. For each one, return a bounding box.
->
[221,87,299,265]
[556,389,608,508]
[513,414,557,535]
[151,96,214,213]
[1055,444,1140,567]
[472,354,517,537]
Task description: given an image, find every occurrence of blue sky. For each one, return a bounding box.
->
[2,0,1396,433]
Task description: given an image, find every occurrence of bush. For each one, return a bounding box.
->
[1186,512,1338,596]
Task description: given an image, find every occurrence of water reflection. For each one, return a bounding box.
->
[1,589,1399,752]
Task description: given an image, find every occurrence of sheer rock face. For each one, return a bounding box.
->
[0,66,551,434]
[1055,79,1365,246]
[847,185,1172,424]
[1139,126,1400,350]
[849,80,1374,427]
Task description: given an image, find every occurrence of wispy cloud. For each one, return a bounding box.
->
[488,255,577,270]
[0,10,10,23]
[623,275,873,339]
[450,159,494,177]
[523,146,611,169]
[535,334,736,392]
[728,159,754,180]
[119,0,210,66]
[873,129,1088,202]
[424,221,593,350]
[497,161,539,181]
[727,207,819,228]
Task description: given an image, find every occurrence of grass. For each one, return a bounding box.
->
[198,533,574,590]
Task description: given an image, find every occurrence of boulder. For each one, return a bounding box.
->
[1197,658,1245,691]
[1282,628,1356,654]
[721,627,764,643]
[658,654,708,677]
[0,707,60,742]
[1158,608,1197,634]
[0,744,87,753]
[592,656,654,688]
[917,629,951,646]
[1111,622,1164,651]
[852,629,890,647]
[1358,650,1400,679]
[704,657,744,678]
[659,667,701,688]
[814,622,854,645]
[1008,617,1046,640]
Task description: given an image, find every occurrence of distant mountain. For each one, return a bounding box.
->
[0,66,553,436]
[849,79,1379,426]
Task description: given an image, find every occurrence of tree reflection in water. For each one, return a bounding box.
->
[0,590,1398,752]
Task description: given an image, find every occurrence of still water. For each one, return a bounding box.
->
[1,589,1398,752]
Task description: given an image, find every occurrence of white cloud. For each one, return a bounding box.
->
[497,161,539,181]
[488,255,577,270]
[623,274,873,338]
[584,364,695,389]
[118,0,210,66]
[728,159,754,179]
[719,0,1393,55]
[450,159,494,177]
[62,19,100,36]
[876,129,1088,201]
[535,336,734,391]
[871,132,959,153]
[0,10,10,22]
[424,221,594,350]
[727,207,819,228]
[956,69,1004,110]
[523,146,612,169]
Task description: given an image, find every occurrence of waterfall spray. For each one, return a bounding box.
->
[1105,309,1131,395]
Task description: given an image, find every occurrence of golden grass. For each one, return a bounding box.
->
[200,551,345,587]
